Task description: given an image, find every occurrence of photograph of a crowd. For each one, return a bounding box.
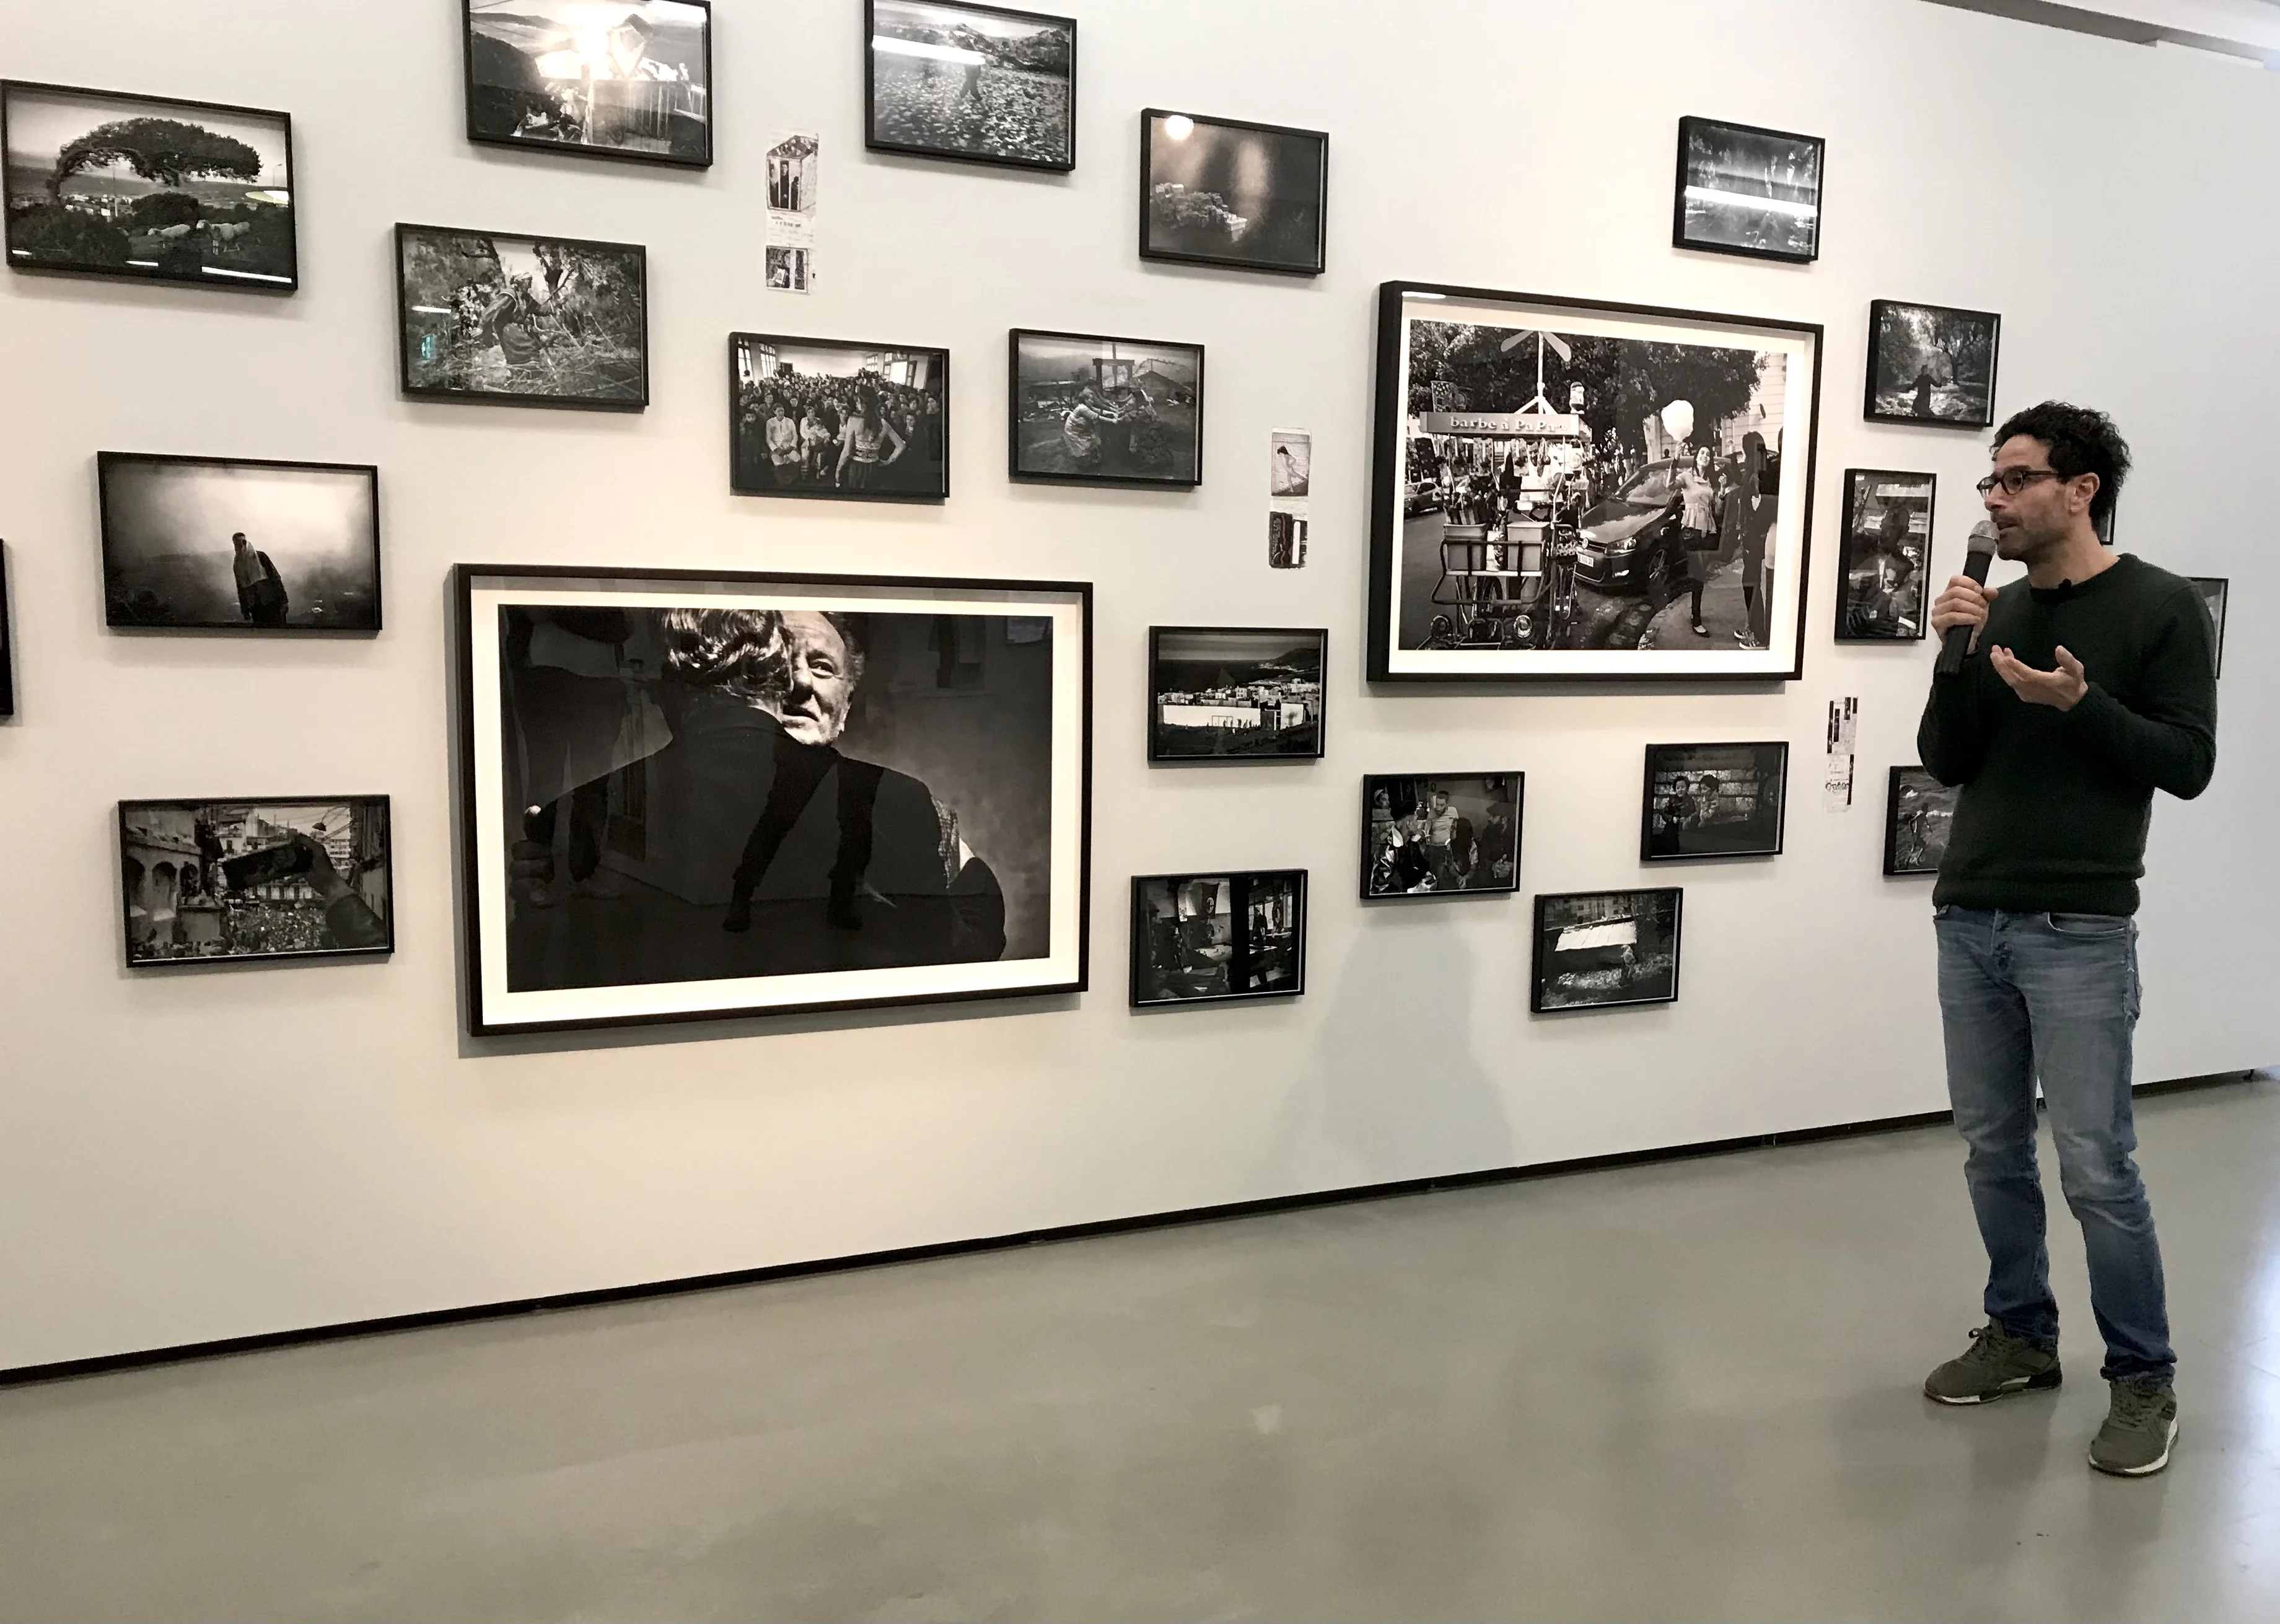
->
[3,81,296,289]
[1009,329,1201,488]
[1639,742,1787,861]
[1866,300,1999,429]
[1361,773,1520,900]
[396,224,648,409]
[462,1,712,167]
[732,334,949,501]
[98,453,380,632]
[866,0,1074,172]
[1883,766,1959,876]
[1531,887,1682,1014]
[1673,116,1823,263]
[1836,468,1934,641]
[1148,626,1325,763]
[2190,577,2227,678]
[1131,870,1306,1007]
[118,797,393,966]
[1141,109,1325,276]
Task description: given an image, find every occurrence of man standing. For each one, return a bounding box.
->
[230,532,288,627]
[1916,403,2216,1478]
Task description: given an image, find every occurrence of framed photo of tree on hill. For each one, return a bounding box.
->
[1864,300,1999,429]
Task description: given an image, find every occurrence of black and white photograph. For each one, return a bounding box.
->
[455,567,1090,1033]
[1672,116,1824,263]
[1148,626,1325,763]
[1866,300,2001,429]
[1639,742,1787,861]
[1883,765,1960,876]
[766,130,816,211]
[1270,429,1311,498]
[1009,329,1201,488]
[1836,469,1934,641]
[1267,510,1309,569]
[1361,773,1522,900]
[1130,871,1305,1007]
[2,81,296,290]
[1530,888,1683,1014]
[118,797,392,967]
[866,0,1074,172]
[0,540,15,719]
[1140,109,1325,276]
[765,245,811,292]
[1370,281,1823,682]
[462,1,713,167]
[397,224,647,410]
[732,334,949,501]
[97,454,380,633]
[2191,577,2228,677]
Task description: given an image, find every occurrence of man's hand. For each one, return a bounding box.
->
[1989,644,2088,711]
[1929,574,1997,649]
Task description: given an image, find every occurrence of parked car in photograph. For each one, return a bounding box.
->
[1573,459,1688,596]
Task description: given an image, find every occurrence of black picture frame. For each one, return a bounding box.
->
[863,0,1076,173]
[1359,772,1523,900]
[462,0,714,169]
[118,796,395,967]
[1672,116,1825,265]
[1129,869,1307,1007]
[1139,108,1326,277]
[1530,888,1683,1014]
[1883,765,1959,876]
[1007,328,1203,489]
[1639,742,1788,862]
[1,79,298,292]
[1864,300,2001,429]
[1835,468,1936,643]
[1147,625,1326,764]
[728,332,952,503]
[0,539,15,719]
[96,452,383,633]
[395,222,650,412]
[2190,576,2228,678]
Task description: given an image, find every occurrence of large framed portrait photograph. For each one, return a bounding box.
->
[1369,281,1822,682]
[98,453,380,633]
[463,0,713,168]
[1866,300,2000,429]
[454,566,1090,1034]
[1148,626,1325,763]
[1836,468,1934,642]
[1883,765,1959,876]
[866,0,1074,172]
[397,224,649,411]
[1131,870,1305,1007]
[1009,329,1202,488]
[119,796,393,967]
[2189,577,2227,678]
[1640,742,1787,861]
[1361,773,1522,900]
[1140,109,1325,276]
[2,80,297,291]
[732,333,949,503]
[1673,116,1824,264]
[1531,888,1683,1014]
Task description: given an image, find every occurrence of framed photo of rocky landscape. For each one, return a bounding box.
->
[1147,626,1325,763]
[397,223,648,411]
[866,0,1074,172]
[1139,108,1325,276]
[462,0,713,168]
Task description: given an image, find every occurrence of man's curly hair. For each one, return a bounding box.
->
[1992,402,2131,525]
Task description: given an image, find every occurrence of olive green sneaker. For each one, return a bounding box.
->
[2089,1382,2178,1477]
[1923,1320,2063,1405]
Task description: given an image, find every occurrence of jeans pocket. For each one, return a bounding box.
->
[2046,911,2131,938]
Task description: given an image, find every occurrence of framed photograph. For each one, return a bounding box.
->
[118,797,393,967]
[1531,888,1683,1014]
[731,333,949,502]
[1139,109,1325,276]
[1147,626,1325,763]
[1883,765,1960,876]
[454,565,1091,1035]
[1640,742,1787,861]
[1369,280,1823,682]
[2,80,296,291]
[1835,469,1934,641]
[1361,773,1522,900]
[396,223,648,411]
[1009,329,1202,488]
[0,540,15,719]
[865,0,1074,172]
[1130,871,1305,1007]
[2189,577,2227,677]
[1865,300,1999,429]
[97,453,380,633]
[1672,116,1824,264]
[463,1,711,167]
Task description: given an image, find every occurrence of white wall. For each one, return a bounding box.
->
[1,0,2274,1371]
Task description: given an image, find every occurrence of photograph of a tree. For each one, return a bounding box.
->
[49,118,260,196]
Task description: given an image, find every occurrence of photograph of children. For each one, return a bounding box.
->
[1530,888,1682,1014]
[1639,742,1787,861]
[866,0,1074,172]
[1361,773,1522,899]
[1141,110,1325,276]
[1131,870,1305,1007]
[1836,470,1934,641]
[118,797,392,966]
[396,224,647,410]
[462,0,712,167]
[1883,765,1960,876]
[2190,577,2227,678]
[1673,116,1823,263]
[1010,330,1201,488]
[1148,626,1325,762]
[1866,301,2000,429]
[732,335,948,501]
[98,454,380,632]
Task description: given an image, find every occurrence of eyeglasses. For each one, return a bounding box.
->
[1976,467,2064,498]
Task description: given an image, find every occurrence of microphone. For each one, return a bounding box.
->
[1936,520,2001,676]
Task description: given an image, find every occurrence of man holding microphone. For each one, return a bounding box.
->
[1915,403,2217,1477]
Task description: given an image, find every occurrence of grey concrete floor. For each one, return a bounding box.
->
[6,1081,2280,1624]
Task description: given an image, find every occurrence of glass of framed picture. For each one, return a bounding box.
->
[1883,766,1959,876]
[454,565,1092,1035]
[395,224,649,411]
[730,333,950,503]
[1147,626,1325,763]
[1009,329,1202,488]
[1672,116,1824,264]
[1639,742,1787,861]
[1130,871,1306,1007]
[1139,109,1325,276]
[118,797,393,967]
[2,80,297,291]
[2189,577,2227,678]
[1835,469,1934,642]
[1865,301,2000,429]
[1530,888,1683,1014]
[1359,773,1522,900]
[865,0,1075,172]
[462,0,713,168]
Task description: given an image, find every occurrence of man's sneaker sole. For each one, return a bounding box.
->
[1924,1366,2063,1405]
[2090,1416,2178,1477]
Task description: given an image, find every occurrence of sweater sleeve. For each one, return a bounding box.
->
[2065,587,2218,800]
[1916,662,1992,787]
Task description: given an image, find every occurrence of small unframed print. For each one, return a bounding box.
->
[1141,109,1326,276]
[765,131,817,213]
[1131,871,1306,1006]
[1266,509,1309,569]
[866,0,1075,172]
[1883,765,1958,876]
[1531,888,1683,1013]
[462,0,713,167]
[1148,626,1325,763]
[119,797,393,966]
[730,333,949,501]
[1673,116,1823,263]
[395,224,648,410]
[1361,773,1522,899]
[1640,742,1787,861]
[1270,431,1312,498]
[765,245,811,291]
[1866,301,2000,429]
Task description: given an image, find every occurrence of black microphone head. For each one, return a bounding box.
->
[1966,520,2001,560]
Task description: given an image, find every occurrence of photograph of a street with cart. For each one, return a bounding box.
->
[1531,887,1682,1013]
[396,224,646,408]
[1011,330,1199,486]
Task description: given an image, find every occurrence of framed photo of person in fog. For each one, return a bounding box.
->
[865,0,1075,172]
[1864,300,1999,429]
[453,564,1090,1034]
[730,333,950,503]
[1009,329,1202,489]
[1139,109,1325,276]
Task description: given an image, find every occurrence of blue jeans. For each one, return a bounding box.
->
[1934,906,2173,1386]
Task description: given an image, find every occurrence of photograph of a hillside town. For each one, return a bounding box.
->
[1148,628,1323,761]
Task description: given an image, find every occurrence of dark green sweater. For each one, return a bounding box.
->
[1916,553,2217,916]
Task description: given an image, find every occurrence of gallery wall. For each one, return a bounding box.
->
[1,0,2276,1371]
